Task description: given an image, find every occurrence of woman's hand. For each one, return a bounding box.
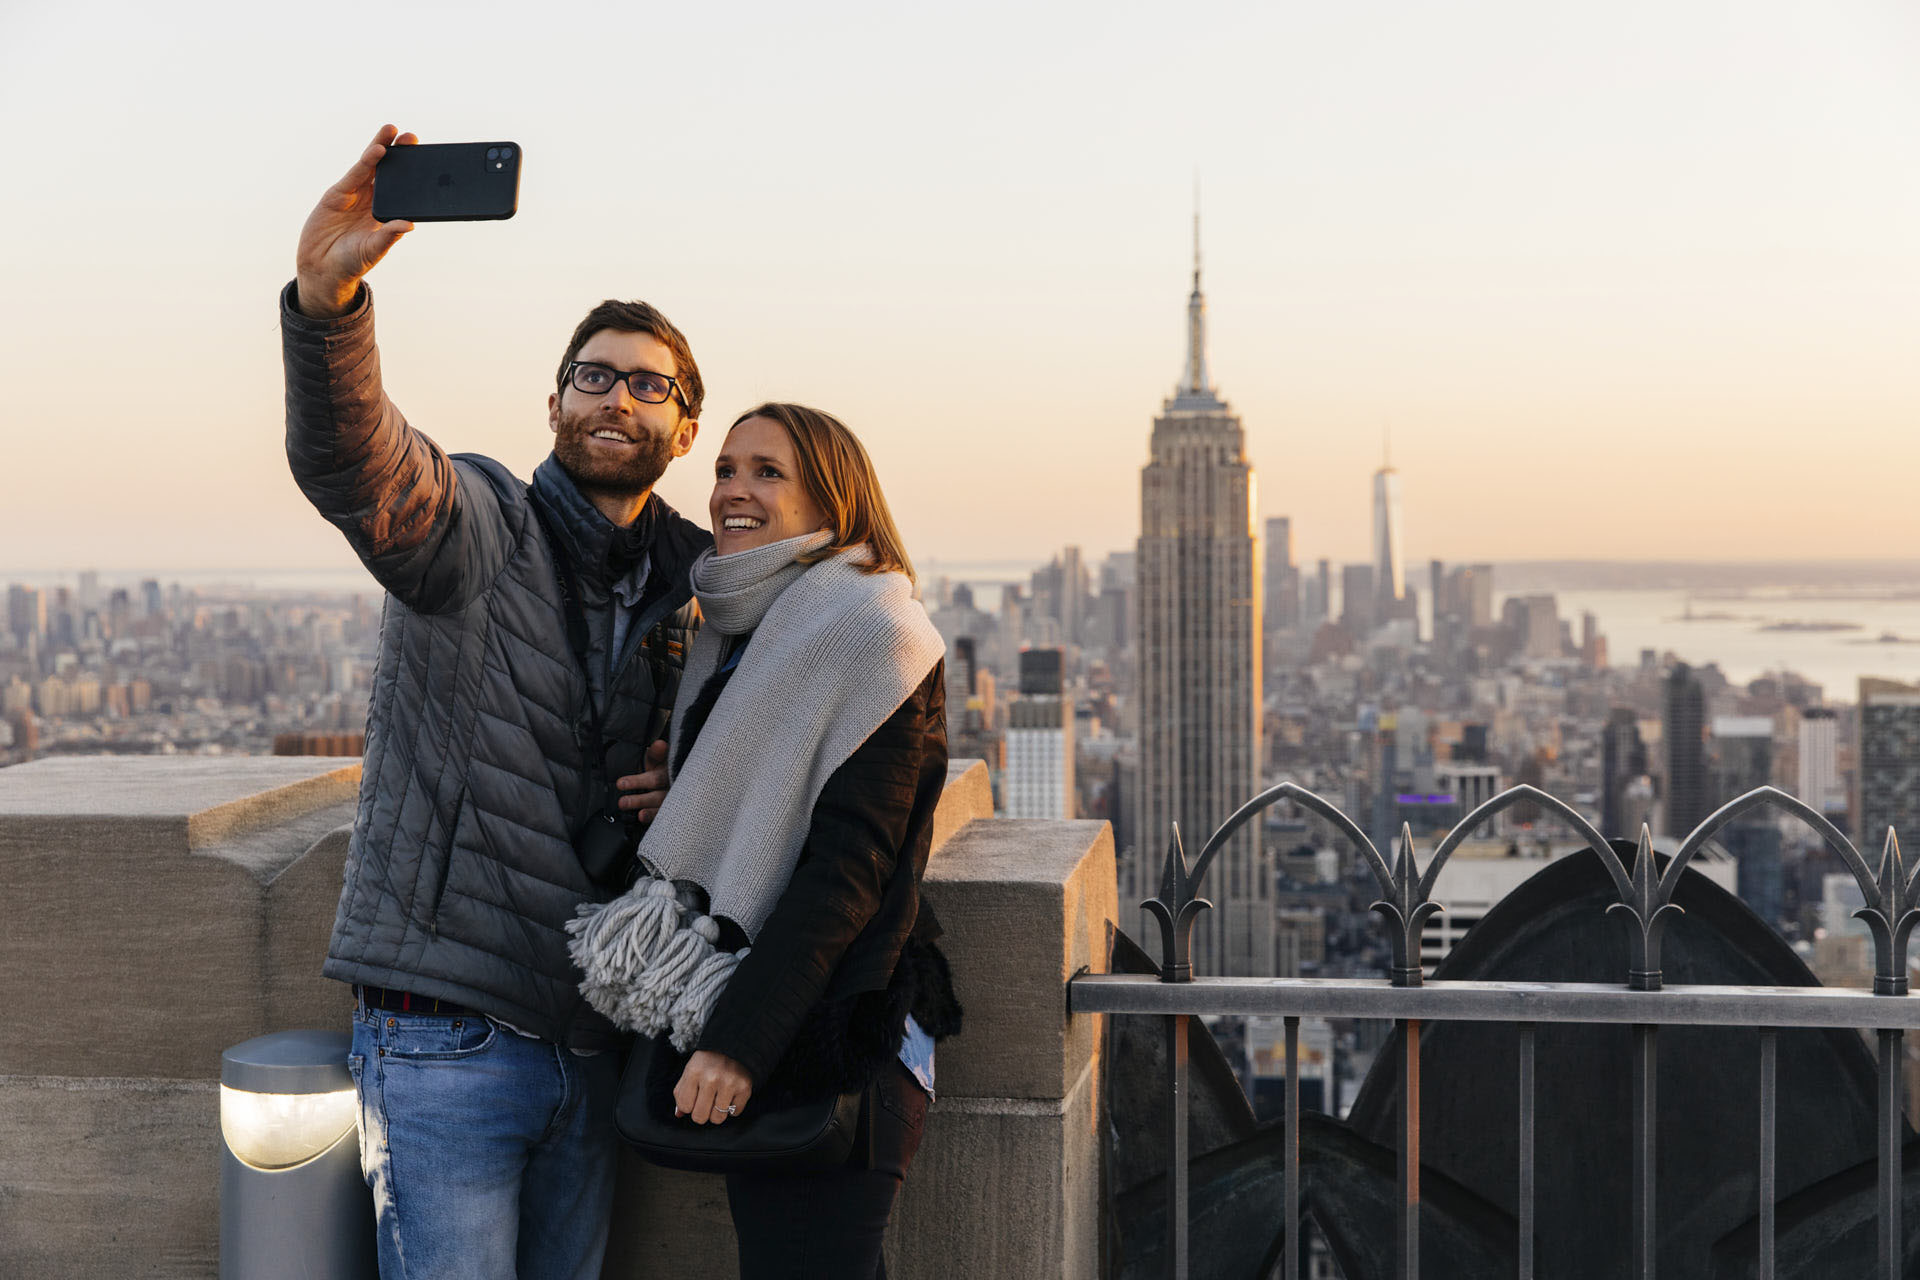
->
[673,1050,752,1125]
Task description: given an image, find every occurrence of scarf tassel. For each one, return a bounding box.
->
[568,877,735,1043]
[669,946,747,1052]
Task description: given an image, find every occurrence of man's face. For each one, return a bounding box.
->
[547,329,699,498]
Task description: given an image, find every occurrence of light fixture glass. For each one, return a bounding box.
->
[220,1085,357,1171]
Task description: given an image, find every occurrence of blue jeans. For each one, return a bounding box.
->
[348,1002,621,1280]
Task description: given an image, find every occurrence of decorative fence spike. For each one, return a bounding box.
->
[1604,827,1685,992]
[1853,828,1920,997]
[1143,823,1211,983]
[1368,823,1446,987]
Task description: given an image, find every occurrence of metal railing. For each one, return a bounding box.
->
[1067,783,1918,1280]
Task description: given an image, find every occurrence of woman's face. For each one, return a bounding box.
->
[709,416,830,555]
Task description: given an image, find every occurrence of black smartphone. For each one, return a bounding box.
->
[371,141,521,222]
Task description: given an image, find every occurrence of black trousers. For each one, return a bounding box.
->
[725,1060,930,1279]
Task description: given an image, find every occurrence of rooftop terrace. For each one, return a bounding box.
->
[4,756,1917,1278]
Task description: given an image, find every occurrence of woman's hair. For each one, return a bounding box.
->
[729,402,914,581]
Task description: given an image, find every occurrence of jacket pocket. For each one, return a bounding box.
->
[425,785,472,936]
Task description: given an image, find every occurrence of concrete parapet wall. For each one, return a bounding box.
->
[0,757,361,1279]
[0,1073,220,1277]
[0,756,1119,1280]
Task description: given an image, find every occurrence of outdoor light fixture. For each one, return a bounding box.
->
[219,1030,376,1279]
[221,1078,356,1170]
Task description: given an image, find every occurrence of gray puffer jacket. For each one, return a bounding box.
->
[281,283,710,1046]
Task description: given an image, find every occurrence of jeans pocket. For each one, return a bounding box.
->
[375,1014,498,1061]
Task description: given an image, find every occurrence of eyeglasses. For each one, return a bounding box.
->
[566,361,686,409]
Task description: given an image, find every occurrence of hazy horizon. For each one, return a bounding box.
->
[4,1,1917,570]
[7,556,1918,586]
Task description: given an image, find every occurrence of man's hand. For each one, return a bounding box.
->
[615,738,671,823]
[295,125,418,319]
[674,1049,752,1125]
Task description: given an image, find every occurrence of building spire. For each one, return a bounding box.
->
[1180,181,1212,398]
[1192,174,1202,293]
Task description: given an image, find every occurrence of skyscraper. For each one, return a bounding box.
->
[7,585,45,647]
[1859,678,1920,850]
[1664,664,1709,836]
[1797,706,1843,816]
[1028,546,1090,648]
[1133,214,1272,978]
[1372,463,1405,616]
[1005,648,1074,820]
[1507,594,1563,661]
[1059,545,1087,647]
[1340,564,1377,636]
[1712,716,1782,927]
[1262,517,1300,632]
[1461,564,1494,628]
[1712,717,1775,803]
[1601,707,1649,837]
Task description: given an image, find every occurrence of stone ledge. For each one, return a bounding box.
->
[930,758,993,854]
[0,800,359,1080]
[886,1057,1102,1279]
[0,755,359,849]
[924,817,1116,1101]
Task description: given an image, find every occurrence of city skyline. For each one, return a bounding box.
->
[5,3,1920,571]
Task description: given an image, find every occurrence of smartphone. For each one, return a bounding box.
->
[371,142,521,223]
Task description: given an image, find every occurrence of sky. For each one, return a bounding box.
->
[2,1,1918,575]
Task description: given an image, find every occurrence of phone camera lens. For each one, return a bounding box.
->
[486,147,500,160]
[499,146,514,160]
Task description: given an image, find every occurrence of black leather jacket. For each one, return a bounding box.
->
[690,660,961,1104]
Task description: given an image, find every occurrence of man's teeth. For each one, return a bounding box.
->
[591,429,629,442]
[723,517,765,530]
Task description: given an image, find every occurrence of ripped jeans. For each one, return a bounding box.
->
[348,1001,621,1280]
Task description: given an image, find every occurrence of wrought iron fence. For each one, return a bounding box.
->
[1067,783,1918,1280]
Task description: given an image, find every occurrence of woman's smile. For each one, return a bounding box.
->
[710,416,827,554]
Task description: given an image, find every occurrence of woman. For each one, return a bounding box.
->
[570,402,961,1277]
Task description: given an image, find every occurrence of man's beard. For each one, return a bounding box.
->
[552,406,675,500]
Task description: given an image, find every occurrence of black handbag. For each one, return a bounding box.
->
[614,1033,866,1174]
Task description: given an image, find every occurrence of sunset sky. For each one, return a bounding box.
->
[3,1,1917,575]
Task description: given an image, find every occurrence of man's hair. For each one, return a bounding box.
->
[555,300,704,420]
[730,403,914,582]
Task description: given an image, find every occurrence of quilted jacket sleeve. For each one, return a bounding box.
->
[281,281,510,614]
[695,670,937,1087]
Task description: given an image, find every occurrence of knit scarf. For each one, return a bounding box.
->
[566,530,945,1050]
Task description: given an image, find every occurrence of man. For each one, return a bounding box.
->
[283,125,709,1279]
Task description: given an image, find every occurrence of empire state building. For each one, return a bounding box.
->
[1130,220,1274,978]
